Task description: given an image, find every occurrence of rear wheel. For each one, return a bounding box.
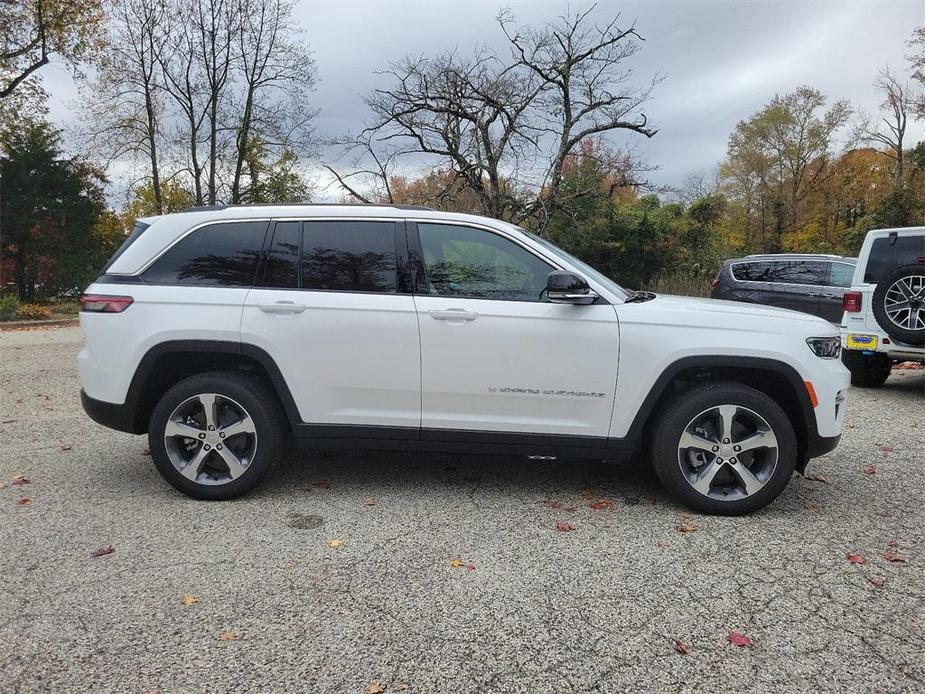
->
[650,382,797,515]
[842,350,891,388]
[148,371,286,500]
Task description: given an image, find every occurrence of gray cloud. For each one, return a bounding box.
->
[41,0,925,198]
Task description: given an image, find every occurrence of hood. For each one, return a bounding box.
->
[620,294,837,333]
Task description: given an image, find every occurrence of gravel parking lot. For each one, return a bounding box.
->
[1,326,923,693]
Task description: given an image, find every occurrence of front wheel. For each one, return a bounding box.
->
[148,371,286,500]
[650,382,797,515]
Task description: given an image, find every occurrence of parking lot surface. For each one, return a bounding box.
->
[1,327,923,693]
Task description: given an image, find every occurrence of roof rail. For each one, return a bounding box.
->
[743,253,843,259]
[180,202,436,213]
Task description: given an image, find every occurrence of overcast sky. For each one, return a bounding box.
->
[40,0,925,200]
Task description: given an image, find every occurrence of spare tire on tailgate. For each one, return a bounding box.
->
[872,264,925,346]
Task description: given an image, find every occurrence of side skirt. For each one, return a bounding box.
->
[291,424,637,459]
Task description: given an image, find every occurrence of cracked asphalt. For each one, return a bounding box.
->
[1,326,923,693]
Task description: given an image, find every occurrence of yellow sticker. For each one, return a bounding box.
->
[845,334,878,350]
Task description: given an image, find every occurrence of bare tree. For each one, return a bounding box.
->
[230,0,317,204]
[326,6,659,226]
[82,0,167,213]
[858,67,910,189]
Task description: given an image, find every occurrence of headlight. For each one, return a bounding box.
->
[806,336,841,359]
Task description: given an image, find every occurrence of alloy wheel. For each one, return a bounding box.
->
[677,404,779,501]
[163,393,258,485]
[884,274,925,331]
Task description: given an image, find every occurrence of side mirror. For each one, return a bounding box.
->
[546,271,599,305]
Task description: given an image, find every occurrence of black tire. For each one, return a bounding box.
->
[649,382,797,516]
[842,350,891,388]
[148,371,287,500]
[872,264,925,346]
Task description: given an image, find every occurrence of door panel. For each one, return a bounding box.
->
[411,222,619,438]
[241,219,420,428]
[414,296,619,436]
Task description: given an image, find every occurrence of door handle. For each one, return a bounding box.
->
[258,301,307,314]
[428,308,478,322]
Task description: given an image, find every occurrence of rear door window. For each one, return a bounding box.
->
[258,221,301,289]
[142,221,268,286]
[301,220,398,293]
[732,260,827,285]
[865,236,925,283]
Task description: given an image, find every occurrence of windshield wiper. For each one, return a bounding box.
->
[624,290,656,304]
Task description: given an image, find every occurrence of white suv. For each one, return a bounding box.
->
[79,205,849,515]
[841,227,925,387]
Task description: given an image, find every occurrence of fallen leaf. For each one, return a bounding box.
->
[643,496,657,506]
[564,506,577,513]
[542,499,562,510]
[218,629,239,641]
[677,522,697,533]
[673,639,690,654]
[141,448,151,456]
[862,465,877,475]
[726,631,753,647]
[466,563,476,572]
[449,558,464,568]
[11,475,29,486]
[366,683,386,694]
[59,445,72,452]
[327,538,344,549]
[882,552,906,563]
[656,540,670,548]
[365,498,377,507]
[554,521,575,532]
[589,499,617,511]
[804,474,830,484]
[867,577,884,587]
[887,540,900,548]
[91,545,115,557]
[879,445,893,453]
[17,497,32,506]
[181,594,199,606]
[846,553,866,564]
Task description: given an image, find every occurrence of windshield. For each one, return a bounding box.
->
[514,226,631,300]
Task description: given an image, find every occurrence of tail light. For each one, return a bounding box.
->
[80,294,134,313]
[842,291,862,312]
[710,278,720,288]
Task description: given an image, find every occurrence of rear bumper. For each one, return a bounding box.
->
[81,389,139,434]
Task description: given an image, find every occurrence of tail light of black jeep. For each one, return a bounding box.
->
[80,294,134,313]
[842,291,862,312]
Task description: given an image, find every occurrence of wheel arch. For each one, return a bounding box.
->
[125,340,300,434]
[621,356,817,471]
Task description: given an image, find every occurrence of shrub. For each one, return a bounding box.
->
[16,303,53,320]
[0,294,21,320]
[51,300,81,315]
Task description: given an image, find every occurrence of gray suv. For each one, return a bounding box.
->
[711,254,857,322]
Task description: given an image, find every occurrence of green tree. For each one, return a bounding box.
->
[0,120,112,299]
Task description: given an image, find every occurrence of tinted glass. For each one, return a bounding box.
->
[418,223,553,301]
[829,261,855,288]
[301,221,397,292]
[259,221,300,288]
[142,222,267,286]
[732,260,827,285]
[865,236,925,283]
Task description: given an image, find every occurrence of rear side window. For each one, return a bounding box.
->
[142,221,268,286]
[732,260,827,285]
[102,220,149,272]
[829,261,855,288]
[258,221,301,289]
[865,236,925,283]
[301,221,397,293]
